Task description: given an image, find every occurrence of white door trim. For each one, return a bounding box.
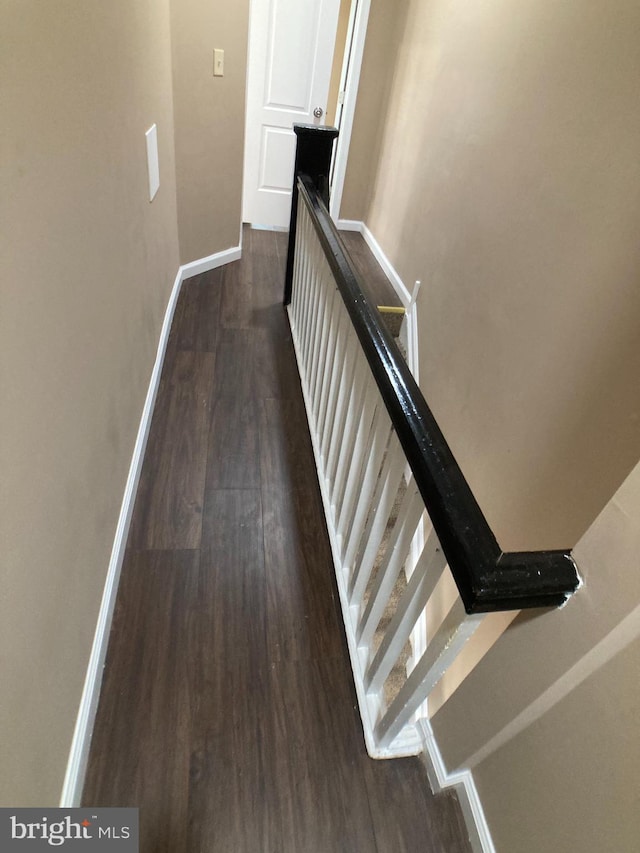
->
[332,0,359,134]
[329,0,371,222]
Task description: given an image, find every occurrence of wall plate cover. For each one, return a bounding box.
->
[214,48,224,77]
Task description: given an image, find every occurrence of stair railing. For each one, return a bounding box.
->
[284,128,580,757]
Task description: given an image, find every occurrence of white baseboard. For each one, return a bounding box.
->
[417,719,496,853]
[336,218,364,232]
[361,224,412,307]
[60,243,240,806]
[59,266,182,806]
[180,244,241,280]
[247,223,289,233]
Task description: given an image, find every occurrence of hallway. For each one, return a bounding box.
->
[83,227,471,852]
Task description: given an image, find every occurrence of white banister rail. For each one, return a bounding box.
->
[286,174,580,758]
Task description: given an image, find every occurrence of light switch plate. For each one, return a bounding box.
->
[213,48,224,77]
[145,124,160,202]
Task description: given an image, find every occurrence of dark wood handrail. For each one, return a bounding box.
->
[295,173,580,614]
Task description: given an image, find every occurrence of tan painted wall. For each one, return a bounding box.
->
[0,0,179,805]
[344,0,640,551]
[170,0,249,263]
[433,461,640,852]
[339,0,407,221]
[475,635,640,853]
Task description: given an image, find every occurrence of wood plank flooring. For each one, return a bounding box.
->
[340,231,403,309]
[83,226,472,853]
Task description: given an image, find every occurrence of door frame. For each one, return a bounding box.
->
[329,0,370,222]
[241,0,371,228]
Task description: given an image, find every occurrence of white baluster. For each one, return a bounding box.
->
[297,212,314,369]
[308,263,334,415]
[290,206,305,331]
[357,483,425,650]
[348,437,406,608]
[306,253,327,405]
[330,354,368,512]
[299,220,319,371]
[375,599,485,749]
[319,309,348,464]
[365,528,446,695]
[342,408,393,574]
[301,236,323,372]
[336,381,380,540]
[325,328,359,487]
[314,285,341,429]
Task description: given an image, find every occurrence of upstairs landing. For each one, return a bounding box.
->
[83,226,471,853]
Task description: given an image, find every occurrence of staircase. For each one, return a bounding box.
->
[285,162,579,760]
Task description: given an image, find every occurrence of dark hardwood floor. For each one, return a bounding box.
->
[339,231,402,309]
[83,226,472,853]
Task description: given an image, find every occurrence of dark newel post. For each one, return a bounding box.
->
[284,123,339,305]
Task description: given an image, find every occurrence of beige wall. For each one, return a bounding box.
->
[0,0,179,805]
[340,0,407,221]
[170,0,249,263]
[433,461,640,852]
[475,634,640,852]
[343,0,640,551]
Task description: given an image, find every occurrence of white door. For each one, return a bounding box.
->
[243,0,342,228]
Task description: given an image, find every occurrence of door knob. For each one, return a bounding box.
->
[313,106,324,118]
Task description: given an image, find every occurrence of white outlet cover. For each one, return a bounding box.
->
[145,124,160,201]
